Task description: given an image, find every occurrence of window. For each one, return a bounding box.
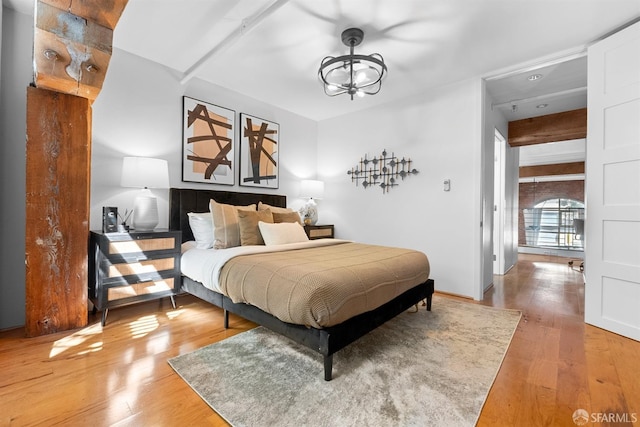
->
[523,198,584,250]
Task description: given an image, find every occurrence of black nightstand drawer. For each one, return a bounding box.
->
[304,224,334,239]
[104,275,176,303]
[104,256,176,279]
[95,231,179,257]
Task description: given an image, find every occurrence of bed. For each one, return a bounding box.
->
[169,187,434,380]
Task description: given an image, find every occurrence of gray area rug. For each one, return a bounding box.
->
[168,295,521,426]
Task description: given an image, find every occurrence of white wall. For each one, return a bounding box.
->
[91,48,319,232]
[0,7,31,330]
[317,78,484,299]
[485,86,518,276]
[481,81,496,292]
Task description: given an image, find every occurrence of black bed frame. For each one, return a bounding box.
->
[169,187,434,381]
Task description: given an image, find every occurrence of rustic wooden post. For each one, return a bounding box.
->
[25,0,127,336]
[25,87,92,336]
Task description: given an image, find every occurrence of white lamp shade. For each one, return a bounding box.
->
[121,157,170,189]
[300,179,325,199]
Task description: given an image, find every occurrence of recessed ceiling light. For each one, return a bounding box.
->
[536,103,548,109]
[527,74,543,81]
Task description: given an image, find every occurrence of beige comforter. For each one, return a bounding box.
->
[218,242,430,328]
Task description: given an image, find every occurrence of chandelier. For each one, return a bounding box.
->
[318,28,387,100]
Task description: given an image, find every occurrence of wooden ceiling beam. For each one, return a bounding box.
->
[519,161,585,178]
[33,0,128,101]
[508,108,587,147]
[40,0,128,30]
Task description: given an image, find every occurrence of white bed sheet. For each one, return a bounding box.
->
[181,239,349,293]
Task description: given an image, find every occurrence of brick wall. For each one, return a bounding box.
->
[518,180,585,246]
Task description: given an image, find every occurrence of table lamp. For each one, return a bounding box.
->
[120,157,169,231]
[299,179,324,225]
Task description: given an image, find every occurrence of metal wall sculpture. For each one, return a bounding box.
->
[182,96,235,185]
[348,149,418,193]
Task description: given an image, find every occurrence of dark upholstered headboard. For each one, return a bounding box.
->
[169,188,287,243]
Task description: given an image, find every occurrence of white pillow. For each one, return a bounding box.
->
[258,221,309,246]
[187,212,214,249]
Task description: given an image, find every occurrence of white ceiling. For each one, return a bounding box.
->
[487,55,588,121]
[4,0,640,122]
[519,138,586,166]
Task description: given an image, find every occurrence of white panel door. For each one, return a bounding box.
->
[493,130,506,275]
[585,21,640,341]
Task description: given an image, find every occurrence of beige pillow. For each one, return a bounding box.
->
[272,211,302,225]
[258,221,309,246]
[238,209,274,246]
[210,199,256,249]
[258,201,293,214]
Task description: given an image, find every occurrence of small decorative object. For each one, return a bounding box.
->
[118,209,133,232]
[121,157,170,231]
[183,96,235,185]
[348,149,418,193]
[298,179,324,225]
[102,206,118,233]
[239,113,279,189]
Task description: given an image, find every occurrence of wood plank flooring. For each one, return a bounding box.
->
[1,254,638,426]
[476,254,639,427]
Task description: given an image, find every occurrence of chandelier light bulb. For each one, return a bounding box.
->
[355,70,368,84]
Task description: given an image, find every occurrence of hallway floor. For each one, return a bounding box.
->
[477,254,638,426]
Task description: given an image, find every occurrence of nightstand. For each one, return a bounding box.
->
[89,229,181,326]
[304,224,334,240]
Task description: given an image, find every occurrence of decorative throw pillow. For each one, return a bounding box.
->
[272,211,303,225]
[258,201,293,214]
[238,209,274,246]
[258,221,309,246]
[210,199,256,249]
[187,212,214,249]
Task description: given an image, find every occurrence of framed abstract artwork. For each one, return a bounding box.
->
[182,96,235,185]
[239,113,279,189]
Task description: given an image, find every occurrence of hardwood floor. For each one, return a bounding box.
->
[477,254,639,427]
[0,254,638,426]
